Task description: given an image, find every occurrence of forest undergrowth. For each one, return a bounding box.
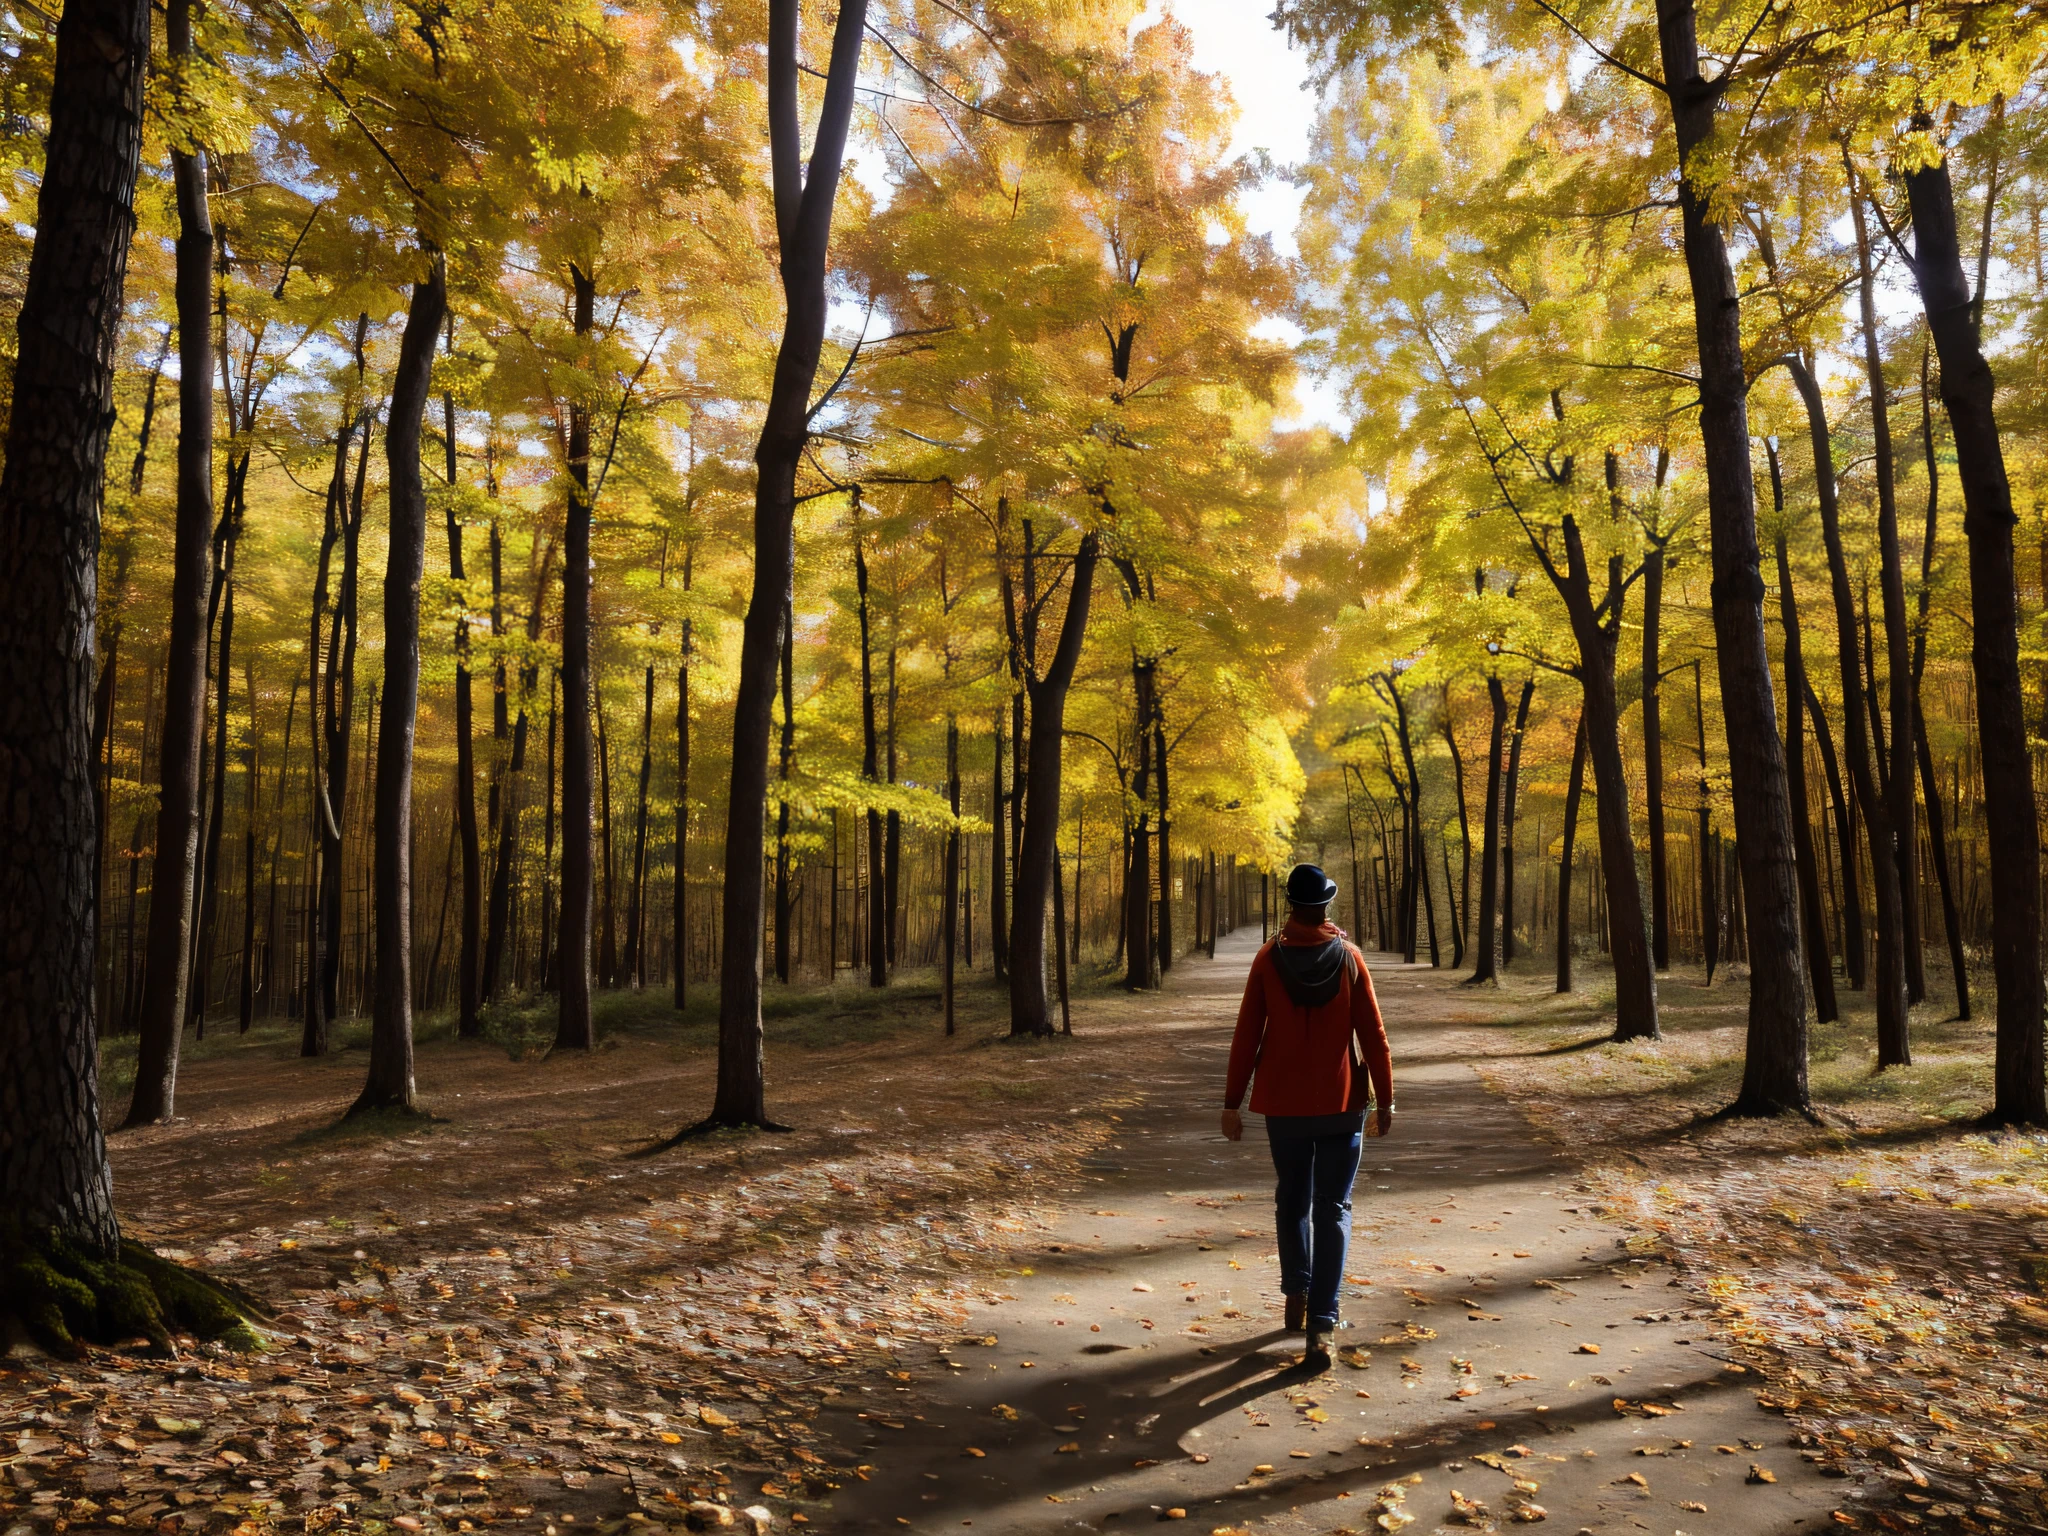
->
[1466,960,2048,1534]
[2,971,1148,1536]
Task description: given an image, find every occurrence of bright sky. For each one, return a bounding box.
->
[1132,2,1347,430]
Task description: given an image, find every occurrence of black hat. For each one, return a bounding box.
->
[1285,864,1339,907]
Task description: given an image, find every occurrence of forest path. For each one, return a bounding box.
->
[830,931,1852,1536]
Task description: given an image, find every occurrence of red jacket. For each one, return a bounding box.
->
[1224,919,1393,1118]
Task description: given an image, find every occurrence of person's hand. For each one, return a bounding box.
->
[1220,1108,1243,1142]
[1372,1104,1394,1139]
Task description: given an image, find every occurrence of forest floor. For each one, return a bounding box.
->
[0,936,2039,1536]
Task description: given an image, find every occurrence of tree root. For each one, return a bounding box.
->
[635,1115,793,1156]
[0,1221,268,1358]
[1710,1095,1827,1125]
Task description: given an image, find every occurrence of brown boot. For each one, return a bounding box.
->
[1284,1295,1307,1332]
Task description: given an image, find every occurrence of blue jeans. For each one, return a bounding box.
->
[1267,1125,1364,1329]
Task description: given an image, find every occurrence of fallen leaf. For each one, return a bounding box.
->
[1748,1464,1777,1485]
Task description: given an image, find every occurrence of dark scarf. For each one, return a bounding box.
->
[1272,937,1350,1010]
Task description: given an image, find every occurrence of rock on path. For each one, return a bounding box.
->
[828,929,1860,1535]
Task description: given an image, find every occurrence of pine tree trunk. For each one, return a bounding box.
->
[127,56,212,1123]
[351,256,444,1116]
[555,267,597,1052]
[0,0,147,1248]
[1904,145,2044,1122]
[1656,0,1809,1110]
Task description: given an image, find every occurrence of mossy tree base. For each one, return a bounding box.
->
[0,1223,265,1357]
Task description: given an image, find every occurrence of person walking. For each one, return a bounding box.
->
[1220,864,1394,1371]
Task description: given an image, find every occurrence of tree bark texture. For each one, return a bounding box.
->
[1556,712,1587,995]
[555,267,597,1053]
[126,31,210,1124]
[1905,147,2044,1123]
[0,0,148,1249]
[1009,535,1100,1035]
[1787,357,1909,1064]
[352,256,444,1116]
[706,0,868,1128]
[1655,0,1808,1110]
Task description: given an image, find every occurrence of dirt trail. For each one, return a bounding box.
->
[831,931,1862,1535]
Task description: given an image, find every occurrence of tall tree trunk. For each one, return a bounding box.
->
[1804,677,1858,984]
[1656,0,1809,1111]
[1009,535,1100,1035]
[351,255,445,1116]
[0,0,147,1251]
[854,503,886,988]
[1155,713,1173,974]
[126,25,212,1122]
[190,520,236,1038]
[1787,357,1910,1064]
[555,267,597,1051]
[1123,653,1156,990]
[1640,525,1671,970]
[673,601,691,1010]
[702,0,867,1129]
[885,643,900,969]
[445,397,480,1037]
[1851,186,1926,1007]
[1910,348,1969,1021]
[1344,768,1370,955]
[541,668,558,992]
[990,716,1007,982]
[1469,676,1506,984]
[1903,143,2042,1122]
[1441,706,1471,965]
[483,669,533,1005]
[597,690,618,988]
[1773,520,1838,1026]
[1500,679,1533,966]
[943,712,959,1036]
[1556,712,1587,994]
[773,624,794,985]
[1557,521,1660,1040]
[237,671,257,1032]
[1697,660,1719,982]
[317,416,372,1035]
[628,664,655,986]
